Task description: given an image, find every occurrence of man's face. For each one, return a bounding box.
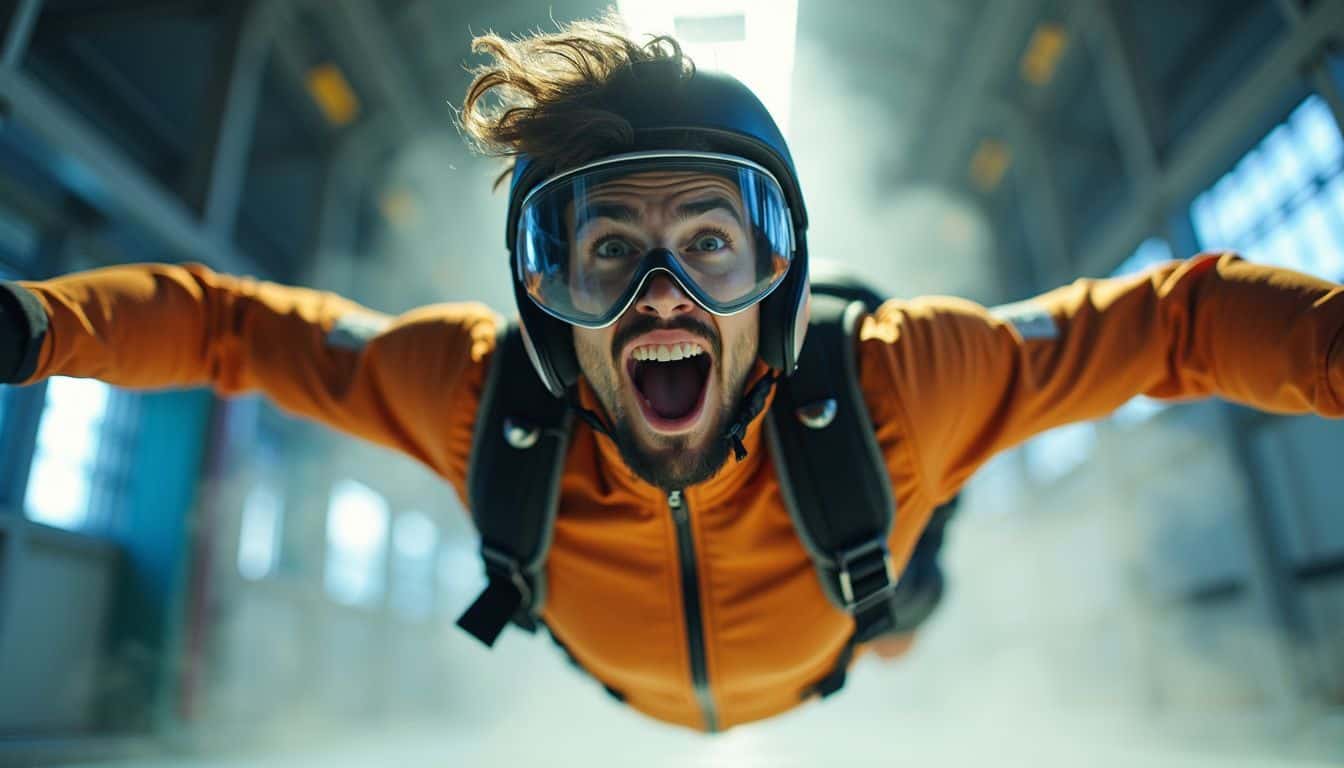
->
[570,171,761,491]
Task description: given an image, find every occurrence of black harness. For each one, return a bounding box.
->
[457,282,955,702]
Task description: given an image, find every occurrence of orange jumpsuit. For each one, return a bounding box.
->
[13,253,1344,731]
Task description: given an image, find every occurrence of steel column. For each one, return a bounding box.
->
[922,0,1045,185]
[325,0,427,138]
[185,1,288,241]
[1078,0,1161,196]
[1276,0,1344,138]
[1,0,44,71]
[998,104,1073,288]
[308,115,394,295]
[1221,405,1321,703]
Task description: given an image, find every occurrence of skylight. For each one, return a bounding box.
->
[617,0,799,136]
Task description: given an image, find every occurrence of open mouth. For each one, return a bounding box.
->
[625,341,713,432]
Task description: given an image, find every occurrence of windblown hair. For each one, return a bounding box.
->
[460,13,695,187]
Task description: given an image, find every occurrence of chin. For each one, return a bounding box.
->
[615,412,732,491]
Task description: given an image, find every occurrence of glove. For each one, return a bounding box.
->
[0,281,46,384]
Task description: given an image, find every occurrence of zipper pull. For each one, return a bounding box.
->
[667,490,686,521]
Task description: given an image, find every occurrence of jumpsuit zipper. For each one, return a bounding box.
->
[668,489,718,732]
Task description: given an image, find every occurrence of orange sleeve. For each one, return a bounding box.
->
[17,262,498,491]
[858,252,1344,502]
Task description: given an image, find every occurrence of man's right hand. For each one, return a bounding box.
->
[868,632,917,661]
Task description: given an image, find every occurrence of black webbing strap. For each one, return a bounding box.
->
[808,637,857,699]
[0,281,49,384]
[766,294,900,649]
[804,499,959,699]
[457,321,572,647]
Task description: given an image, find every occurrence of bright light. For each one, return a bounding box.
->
[617,0,799,136]
[324,479,390,607]
[237,485,283,581]
[25,377,110,530]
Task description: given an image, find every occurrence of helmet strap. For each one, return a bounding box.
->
[721,370,779,462]
[564,388,616,442]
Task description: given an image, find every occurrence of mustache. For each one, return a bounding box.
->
[611,314,721,362]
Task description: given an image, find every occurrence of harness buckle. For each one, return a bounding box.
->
[481,544,534,610]
[835,538,896,612]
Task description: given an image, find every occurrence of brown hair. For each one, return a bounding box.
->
[459,12,695,188]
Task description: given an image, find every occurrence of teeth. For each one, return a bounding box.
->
[632,343,705,362]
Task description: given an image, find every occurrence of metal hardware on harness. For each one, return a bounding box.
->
[481,544,533,608]
[835,539,897,610]
[503,418,540,450]
[795,398,837,429]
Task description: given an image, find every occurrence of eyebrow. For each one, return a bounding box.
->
[575,196,745,227]
[576,202,639,225]
[675,196,744,227]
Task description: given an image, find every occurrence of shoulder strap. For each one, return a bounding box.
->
[766,294,901,644]
[457,320,572,647]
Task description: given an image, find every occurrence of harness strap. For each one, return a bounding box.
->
[457,322,571,647]
[767,295,901,644]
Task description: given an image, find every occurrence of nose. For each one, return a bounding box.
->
[635,273,695,319]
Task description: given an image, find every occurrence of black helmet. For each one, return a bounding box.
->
[505,67,810,398]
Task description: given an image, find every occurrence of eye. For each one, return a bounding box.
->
[593,237,638,260]
[687,232,730,253]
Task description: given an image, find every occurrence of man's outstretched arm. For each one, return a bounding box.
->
[859,252,1344,502]
[0,262,498,487]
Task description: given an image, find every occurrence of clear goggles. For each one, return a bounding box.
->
[515,151,796,328]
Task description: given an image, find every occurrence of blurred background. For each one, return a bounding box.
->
[0,0,1342,765]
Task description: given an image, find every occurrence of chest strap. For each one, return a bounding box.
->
[456,322,571,647]
[767,294,903,645]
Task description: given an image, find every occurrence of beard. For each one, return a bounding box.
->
[610,416,735,491]
[577,315,756,492]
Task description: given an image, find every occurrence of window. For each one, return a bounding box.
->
[324,479,389,607]
[237,484,283,580]
[24,377,134,531]
[1190,94,1344,282]
[390,510,438,620]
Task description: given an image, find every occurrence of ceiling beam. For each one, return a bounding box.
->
[182,0,287,241]
[33,0,220,31]
[1078,0,1161,198]
[0,66,260,275]
[1076,0,1344,276]
[918,0,1046,187]
[320,0,429,139]
[996,103,1073,288]
[1275,0,1344,133]
[2,0,44,70]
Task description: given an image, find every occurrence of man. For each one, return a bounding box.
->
[1,18,1342,733]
